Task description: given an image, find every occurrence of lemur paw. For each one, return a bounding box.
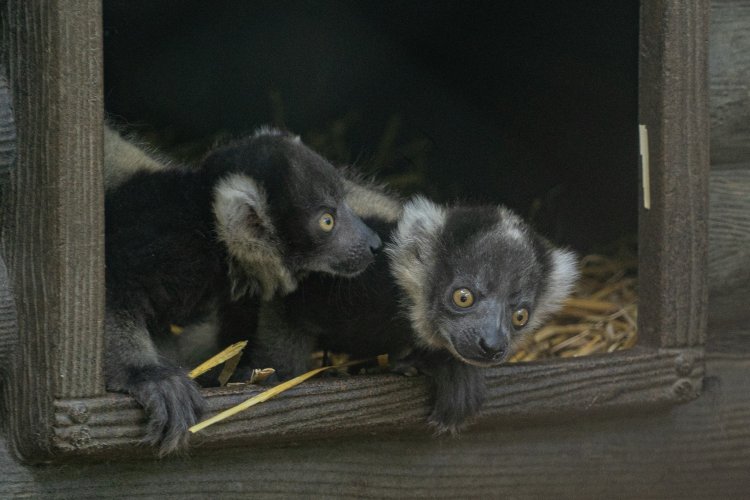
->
[427,401,477,436]
[426,363,486,436]
[127,366,206,456]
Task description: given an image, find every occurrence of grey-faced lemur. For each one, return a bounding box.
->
[103,125,382,455]
[253,195,578,433]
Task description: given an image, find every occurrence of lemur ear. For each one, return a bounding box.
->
[387,196,446,295]
[388,195,446,265]
[213,173,297,301]
[546,247,579,309]
[386,196,447,347]
[528,242,579,331]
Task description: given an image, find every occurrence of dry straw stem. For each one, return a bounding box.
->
[188,341,248,380]
[217,352,243,387]
[189,358,371,434]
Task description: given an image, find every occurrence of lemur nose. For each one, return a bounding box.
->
[479,337,506,358]
[368,232,383,255]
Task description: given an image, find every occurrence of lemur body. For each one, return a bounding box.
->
[255,196,578,432]
[104,126,381,454]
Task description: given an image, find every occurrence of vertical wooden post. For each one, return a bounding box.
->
[638,0,710,348]
[0,0,103,459]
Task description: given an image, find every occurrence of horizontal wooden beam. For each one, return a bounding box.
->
[3,351,746,497]
[50,348,702,459]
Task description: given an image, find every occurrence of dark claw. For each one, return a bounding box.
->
[127,365,207,456]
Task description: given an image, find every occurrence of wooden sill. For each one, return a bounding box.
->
[51,347,704,460]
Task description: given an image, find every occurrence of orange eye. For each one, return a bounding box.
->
[318,213,335,232]
[511,308,529,328]
[452,288,474,308]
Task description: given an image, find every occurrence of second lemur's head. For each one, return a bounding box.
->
[205,127,382,300]
[387,197,578,367]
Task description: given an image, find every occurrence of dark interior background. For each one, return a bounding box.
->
[103,0,639,251]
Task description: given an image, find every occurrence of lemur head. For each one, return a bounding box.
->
[206,128,382,300]
[388,197,578,367]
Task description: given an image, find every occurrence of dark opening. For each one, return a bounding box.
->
[103,1,640,362]
[103,0,639,251]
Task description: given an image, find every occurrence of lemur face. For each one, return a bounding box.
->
[295,199,383,277]
[208,129,382,299]
[388,198,578,367]
[428,208,551,366]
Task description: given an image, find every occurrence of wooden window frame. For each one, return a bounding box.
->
[0,0,708,462]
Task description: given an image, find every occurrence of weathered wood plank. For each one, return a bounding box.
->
[0,63,15,178]
[0,256,17,375]
[638,0,710,348]
[0,0,104,459]
[0,62,18,373]
[49,348,702,458]
[708,166,750,293]
[0,351,744,499]
[710,0,750,164]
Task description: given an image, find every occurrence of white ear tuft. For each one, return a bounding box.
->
[527,246,579,331]
[252,125,288,139]
[342,177,403,223]
[392,196,446,248]
[103,124,172,190]
[213,173,296,300]
[386,196,447,348]
[548,248,579,303]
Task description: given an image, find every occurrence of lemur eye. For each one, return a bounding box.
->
[318,213,335,232]
[511,308,530,328]
[452,288,475,308]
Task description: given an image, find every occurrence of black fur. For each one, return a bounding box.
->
[412,350,486,434]
[256,198,577,433]
[251,217,411,380]
[104,129,382,455]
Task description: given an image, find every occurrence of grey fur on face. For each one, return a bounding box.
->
[388,196,579,366]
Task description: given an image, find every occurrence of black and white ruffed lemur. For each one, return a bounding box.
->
[103,125,382,455]
[252,195,579,433]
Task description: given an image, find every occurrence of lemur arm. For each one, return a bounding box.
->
[104,308,206,456]
[407,349,487,434]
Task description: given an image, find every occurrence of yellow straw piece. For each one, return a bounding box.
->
[217,352,243,387]
[563,298,620,313]
[248,367,276,384]
[188,341,248,380]
[189,358,370,434]
[376,354,389,368]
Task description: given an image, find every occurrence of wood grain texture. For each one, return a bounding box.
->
[639,0,710,348]
[0,60,18,376]
[708,166,750,292]
[47,348,702,459]
[0,351,744,499]
[0,0,104,460]
[710,0,750,164]
[0,63,16,176]
[0,256,17,374]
